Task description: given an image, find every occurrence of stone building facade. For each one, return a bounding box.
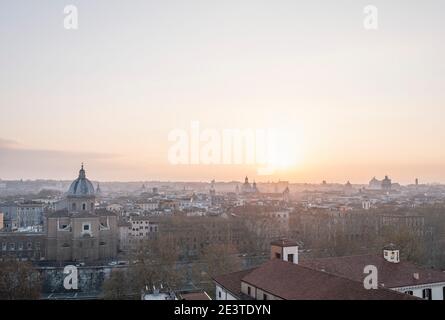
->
[46,165,118,262]
[0,232,46,261]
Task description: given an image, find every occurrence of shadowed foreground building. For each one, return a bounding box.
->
[300,243,445,300]
[213,240,445,300]
[46,165,118,262]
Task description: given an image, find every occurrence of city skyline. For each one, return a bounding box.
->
[2,0,445,306]
[0,163,432,186]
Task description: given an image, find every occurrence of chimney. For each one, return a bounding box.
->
[383,243,400,263]
[270,239,299,264]
[413,273,420,280]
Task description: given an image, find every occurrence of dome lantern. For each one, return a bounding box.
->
[67,164,95,198]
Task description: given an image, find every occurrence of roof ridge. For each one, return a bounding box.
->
[241,259,419,299]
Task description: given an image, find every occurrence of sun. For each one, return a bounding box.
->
[264,130,304,171]
[268,148,301,169]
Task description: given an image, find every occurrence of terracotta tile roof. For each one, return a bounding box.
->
[300,254,445,288]
[216,260,418,300]
[213,268,256,298]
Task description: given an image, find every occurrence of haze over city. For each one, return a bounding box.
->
[1,0,445,183]
[3,0,445,309]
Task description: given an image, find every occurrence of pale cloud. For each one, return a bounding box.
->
[0,138,20,149]
[0,138,120,180]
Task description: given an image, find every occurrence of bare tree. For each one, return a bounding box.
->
[0,260,41,300]
[102,269,134,300]
[192,244,241,298]
[378,225,426,263]
[125,234,183,294]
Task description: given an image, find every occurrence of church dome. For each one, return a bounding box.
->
[67,164,95,198]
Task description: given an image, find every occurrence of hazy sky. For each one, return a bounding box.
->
[1,0,444,183]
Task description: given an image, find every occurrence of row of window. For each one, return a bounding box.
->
[130,226,158,232]
[1,242,41,251]
[0,254,43,261]
[222,286,444,301]
[274,252,294,262]
[132,221,150,224]
[246,286,269,300]
[60,240,99,249]
[404,287,445,300]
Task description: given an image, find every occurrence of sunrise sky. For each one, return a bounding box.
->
[1,0,445,183]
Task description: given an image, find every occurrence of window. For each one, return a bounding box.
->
[218,291,222,298]
[72,203,76,211]
[275,252,281,259]
[405,290,413,295]
[247,286,251,296]
[422,288,432,300]
[82,203,86,211]
[288,254,294,263]
[263,294,268,300]
[443,287,445,301]
[82,223,92,236]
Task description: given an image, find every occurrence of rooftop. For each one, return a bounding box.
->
[215,259,419,300]
[300,254,445,288]
[213,268,256,299]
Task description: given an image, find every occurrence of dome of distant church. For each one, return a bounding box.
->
[67,164,95,197]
